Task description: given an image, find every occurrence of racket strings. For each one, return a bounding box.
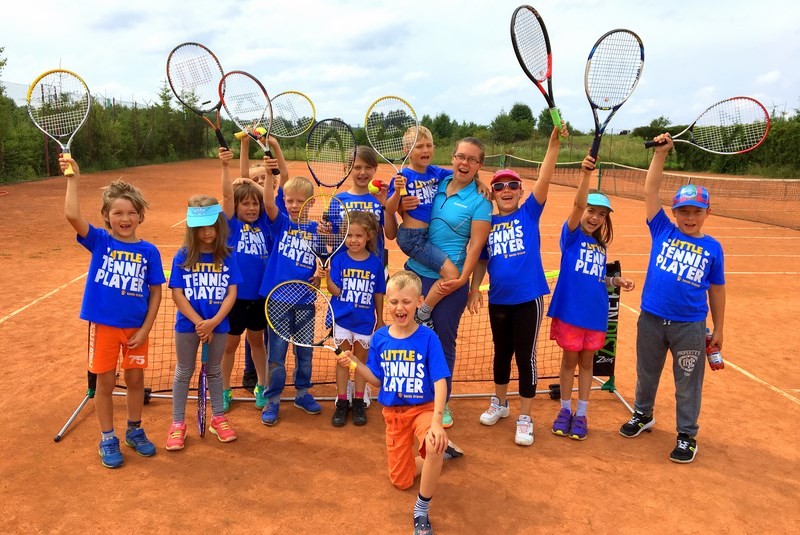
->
[266,283,330,346]
[693,99,769,153]
[168,46,222,111]
[272,93,314,138]
[28,74,89,137]
[365,98,418,162]
[306,120,356,187]
[512,9,549,82]
[298,196,349,262]
[222,75,271,133]
[587,32,643,108]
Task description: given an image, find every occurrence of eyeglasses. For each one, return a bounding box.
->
[453,153,482,165]
[491,181,522,192]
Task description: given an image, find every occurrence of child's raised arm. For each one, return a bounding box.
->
[62,156,89,238]
[267,136,290,187]
[261,158,279,222]
[533,124,569,205]
[566,153,596,232]
[644,133,674,222]
[220,148,235,219]
[239,135,252,180]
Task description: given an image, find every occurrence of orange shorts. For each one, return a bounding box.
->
[382,402,434,490]
[88,323,149,374]
[550,317,606,352]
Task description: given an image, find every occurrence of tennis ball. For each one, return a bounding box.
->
[254,126,267,138]
[368,179,382,195]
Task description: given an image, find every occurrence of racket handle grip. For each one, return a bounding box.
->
[589,136,602,159]
[62,151,75,177]
[234,131,247,140]
[201,342,209,363]
[549,108,563,133]
[348,360,358,372]
[264,149,281,175]
[215,129,229,150]
[643,140,666,149]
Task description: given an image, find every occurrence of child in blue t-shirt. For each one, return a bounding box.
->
[619,134,726,464]
[61,156,165,469]
[335,271,462,535]
[319,210,386,427]
[469,125,567,447]
[167,195,242,450]
[259,166,322,425]
[547,153,634,441]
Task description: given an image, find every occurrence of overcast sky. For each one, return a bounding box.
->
[2,0,797,133]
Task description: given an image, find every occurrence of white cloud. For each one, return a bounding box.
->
[756,70,781,85]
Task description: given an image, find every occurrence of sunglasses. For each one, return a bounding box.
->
[491,181,522,192]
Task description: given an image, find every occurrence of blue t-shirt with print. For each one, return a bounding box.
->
[258,210,318,297]
[227,213,269,300]
[389,165,452,224]
[329,251,386,336]
[78,225,166,328]
[366,325,451,407]
[547,221,609,331]
[641,209,725,322]
[334,191,386,261]
[484,193,550,305]
[169,250,242,333]
[407,175,493,279]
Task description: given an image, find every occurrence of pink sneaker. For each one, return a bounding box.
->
[165,422,186,451]
[210,416,237,443]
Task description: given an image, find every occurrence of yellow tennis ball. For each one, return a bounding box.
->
[255,126,267,138]
[368,179,382,194]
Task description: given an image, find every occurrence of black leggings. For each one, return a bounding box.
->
[488,297,544,398]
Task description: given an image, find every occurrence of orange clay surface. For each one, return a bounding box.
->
[1,159,798,534]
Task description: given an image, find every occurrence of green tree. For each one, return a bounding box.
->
[491,111,517,144]
[431,112,454,140]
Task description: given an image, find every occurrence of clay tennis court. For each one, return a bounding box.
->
[1,159,798,533]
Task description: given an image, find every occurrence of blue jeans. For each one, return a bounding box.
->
[264,305,314,403]
[415,269,468,400]
[397,226,448,275]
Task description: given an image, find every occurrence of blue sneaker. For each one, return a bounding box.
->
[223,389,233,412]
[254,385,267,410]
[294,393,322,414]
[98,437,123,468]
[261,402,280,426]
[125,427,156,457]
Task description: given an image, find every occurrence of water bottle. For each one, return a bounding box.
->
[706,328,725,371]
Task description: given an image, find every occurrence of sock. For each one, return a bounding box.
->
[560,399,571,412]
[338,394,348,401]
[101,429,116,441]
[126,420,141,431]
[417,303,433,320]
[354,391,364,399]
[576,399,589,417]
[414,494,431,519]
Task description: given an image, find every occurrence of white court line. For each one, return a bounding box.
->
[170,218,187,228]
[0,273,87,325]
[619,303,800,406]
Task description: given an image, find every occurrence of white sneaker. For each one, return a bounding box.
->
[479,396,510,426]
[515,415,534,446]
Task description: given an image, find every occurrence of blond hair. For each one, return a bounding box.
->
[101,180,148,228]
[386,270,422,297]
[283,176,314,200]
[181,194,231,269]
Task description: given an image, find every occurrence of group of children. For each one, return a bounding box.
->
[63,123,725,533]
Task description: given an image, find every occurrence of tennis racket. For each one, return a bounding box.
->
[305,118,357,189]
[364,96,418,195]
[26,69,91,177]
[510,5,562,130]
[235,90,315,140]
[166,42,228,150]
[265,280,357,371]
[644,97,771,155]
[218,70,282,176]
[197,342,208,437]
[298,193,349,269]
[584,29,644,158]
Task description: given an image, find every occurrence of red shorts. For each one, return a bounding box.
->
[88,323,149,374]
[550,317,606,352]
[382,402,434,490]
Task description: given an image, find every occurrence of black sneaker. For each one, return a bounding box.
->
[351,398,367,426]
[331,399,349,427]
[670,433,697,463]
[619,411,655,437]
[414,515,434,535]
[241,370,257,394]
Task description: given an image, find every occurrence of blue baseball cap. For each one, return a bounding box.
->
[186,204,223,227]
[672,185,710,209]
[587,192,614,212]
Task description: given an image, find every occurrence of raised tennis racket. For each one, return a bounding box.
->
[584,29,644,158]
[298,193,349,269]
[305,118,357,189]
[166,42,228,149]
[26,69,91,177]
[364,96,418,195]
[235,90,315,141]
[510,5,562,130]
[265,280,357,370]
[197,342,208,437]
[644,97,770,155]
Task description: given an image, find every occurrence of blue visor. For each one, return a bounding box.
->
[186,204,223,227]
[587,192,613,212]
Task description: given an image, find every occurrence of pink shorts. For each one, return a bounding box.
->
[550,317,606,352]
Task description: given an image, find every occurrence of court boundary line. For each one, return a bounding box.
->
[0,273,87,325]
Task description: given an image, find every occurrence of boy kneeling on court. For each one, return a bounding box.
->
[336,270,462,535]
